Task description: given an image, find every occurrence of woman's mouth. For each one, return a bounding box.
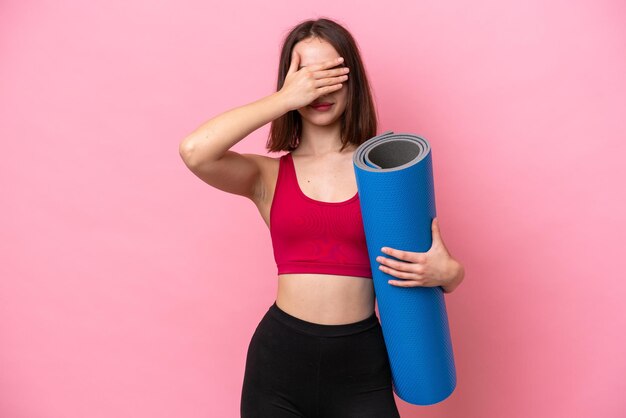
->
[309,103,333,111]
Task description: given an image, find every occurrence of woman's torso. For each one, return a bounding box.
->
[253,147,375,325]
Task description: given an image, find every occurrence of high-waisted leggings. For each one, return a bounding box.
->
[240,301,400,417]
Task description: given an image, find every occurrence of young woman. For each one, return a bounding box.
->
[179,18,464,418]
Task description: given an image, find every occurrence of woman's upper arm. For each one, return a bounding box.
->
[181,150,266,202]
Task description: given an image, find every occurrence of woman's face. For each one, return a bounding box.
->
[292,37,348,127]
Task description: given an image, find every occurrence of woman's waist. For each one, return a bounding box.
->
[276,273,375,325]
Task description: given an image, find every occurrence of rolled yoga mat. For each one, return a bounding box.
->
[353,131,457,405]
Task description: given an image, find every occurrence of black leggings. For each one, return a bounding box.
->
[240,301,400,418]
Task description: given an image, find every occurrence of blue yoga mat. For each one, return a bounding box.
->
[353,131,457,405]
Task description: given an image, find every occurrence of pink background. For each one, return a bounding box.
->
[2,1,625,417]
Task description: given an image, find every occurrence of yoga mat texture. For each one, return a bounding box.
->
[353,131,457,405]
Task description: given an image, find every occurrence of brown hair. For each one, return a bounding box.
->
[266,17,378,153]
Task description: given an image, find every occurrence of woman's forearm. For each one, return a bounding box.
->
[179,91,289,167]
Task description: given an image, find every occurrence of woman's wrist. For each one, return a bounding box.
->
[442,259,464,293]
[268,90,293,115]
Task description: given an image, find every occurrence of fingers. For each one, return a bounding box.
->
[310,65,349,93]
[285,53,347,97]
[314,70,348,85]
[320,83,343,94]
[287,50,299,75]
[378,256,414,272]
[314,56,344,71]
[291,54,348,81]
[311,62,350,81]
[381,246,410,261]
[314,66,349,81]
[309,57,349,88]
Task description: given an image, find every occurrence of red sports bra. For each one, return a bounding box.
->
[269,152,373,279]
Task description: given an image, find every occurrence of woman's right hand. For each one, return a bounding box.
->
[277,50,350,112]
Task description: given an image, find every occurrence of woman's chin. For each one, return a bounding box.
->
[304,111,340,122]
[304,118,339,127]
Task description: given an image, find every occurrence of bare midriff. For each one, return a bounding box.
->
[276,273,376,325]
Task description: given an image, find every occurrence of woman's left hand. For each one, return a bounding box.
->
[376,217,464,293]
